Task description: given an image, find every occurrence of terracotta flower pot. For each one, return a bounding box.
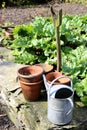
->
[3,30,14,39]
[19,78,43,101]
[18,65,43,83]
[35,63,53,74]
[18,65,44,101]
[46,71,70,85]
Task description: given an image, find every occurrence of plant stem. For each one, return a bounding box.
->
[56,26,61,71]
[50,7,62,71]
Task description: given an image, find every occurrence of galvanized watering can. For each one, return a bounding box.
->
[43,75,74,125]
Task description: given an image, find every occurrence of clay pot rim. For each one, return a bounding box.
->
[18,65,43,78]
[46,71,70,85]
[35,63,53,74]
[46,71,62,76]
[19,78,43,85]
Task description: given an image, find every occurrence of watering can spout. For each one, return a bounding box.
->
[43,74,48,91]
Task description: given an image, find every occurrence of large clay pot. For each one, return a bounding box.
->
[45,71,70,85]
[18,65,43,83]
[19,78,43,101]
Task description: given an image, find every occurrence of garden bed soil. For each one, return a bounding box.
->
[0,2,87,130]
[0,3,87,26]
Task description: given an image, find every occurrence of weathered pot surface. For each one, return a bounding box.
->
[36,63,53,74]
[19,78,43,101]
[46,71,70,85]
[18,65,43,83]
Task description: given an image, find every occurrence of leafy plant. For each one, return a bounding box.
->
[9,17,56,64]
[60,15,87,47]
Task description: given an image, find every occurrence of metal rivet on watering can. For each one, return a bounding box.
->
[43,75,74,125]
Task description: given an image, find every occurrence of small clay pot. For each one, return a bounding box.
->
[3,30,14,39]
[46,71,70,85]
[19,78,43,101]
[35,63,53,74]
[18,65,43,83]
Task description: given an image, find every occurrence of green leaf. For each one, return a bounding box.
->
[81,96,87,106]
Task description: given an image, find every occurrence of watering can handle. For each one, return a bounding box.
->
[43,74,49,91]
[50,75,73,88]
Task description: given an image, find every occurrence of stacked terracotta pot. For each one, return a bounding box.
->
[18,65,44,101]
